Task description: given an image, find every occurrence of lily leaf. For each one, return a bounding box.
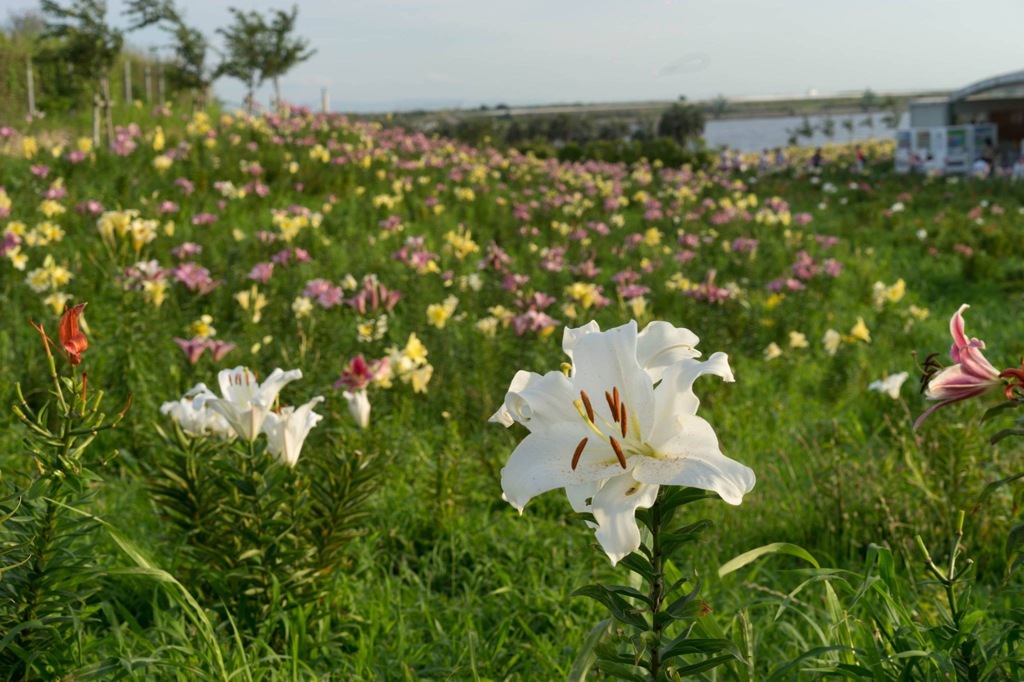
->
[718,542,820,577]
[594,660,647,682]
[988,428,1024,445]
[976,472,1024,506]
[566,618,613,682]
[660,637,744,661]
[619,553,656,583]
[573,584,650,630]
[981,399,1021,422]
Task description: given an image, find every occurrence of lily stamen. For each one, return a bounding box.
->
[579,390,595,423]
[574,399,608,438]
[609,436,627,469]
[612,386,620,416]
[604,390,617,419]
[619,402,628,438]
[571,437,588,470]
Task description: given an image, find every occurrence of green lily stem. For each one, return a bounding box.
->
[915,514,971,628]
[46,346,68,416]
[648,491,665,680]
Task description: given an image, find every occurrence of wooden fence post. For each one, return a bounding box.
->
[124,60,132,104]
[26,57,36,116]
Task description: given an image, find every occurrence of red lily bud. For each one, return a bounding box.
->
[59,303,88,366]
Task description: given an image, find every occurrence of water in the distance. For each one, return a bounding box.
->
[703,111,895,152]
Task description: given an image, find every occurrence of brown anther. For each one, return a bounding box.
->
[612,387,621,415]
[571,437,588,470]
[604,391,617,419]
[619,402,628,438]
[579,390,595,423]
[610,436,627,469]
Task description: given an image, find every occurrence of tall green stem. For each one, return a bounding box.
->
[648,491,665,680]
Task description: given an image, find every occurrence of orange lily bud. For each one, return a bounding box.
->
[59,303,88,366]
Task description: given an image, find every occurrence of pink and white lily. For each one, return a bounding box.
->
[915,304,1003,429]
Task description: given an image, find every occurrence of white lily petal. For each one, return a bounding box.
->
[565,481,600,513]
[217,366,259,405]
[202,399,257,442]
[190,367,307,443]
[489,370,578,432]
[489,370,523,427]
[501,430,628,512]
[342,390,371,428]
[637,321,701,382]
[653,352,734,427]
[571,320,656,439]
[636,415,755,505]
[592,474,660,565]
[161,396,235,439]
[262,396,324,466]
[184,382,213,398]
[562,320,601,361]
[254,367,304,406]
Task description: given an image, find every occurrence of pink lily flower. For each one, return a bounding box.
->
[914,304,1003,429]
[175,337,209,365]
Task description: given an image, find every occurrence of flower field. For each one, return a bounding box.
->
[0,107,1022,679]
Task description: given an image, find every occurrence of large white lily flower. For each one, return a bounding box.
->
[192,366,303,442]
[492,320,755,565]
[261,396,325,467]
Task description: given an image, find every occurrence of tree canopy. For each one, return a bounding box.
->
[215,5,315,112]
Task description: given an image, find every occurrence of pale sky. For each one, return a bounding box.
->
[9,0,1024,112]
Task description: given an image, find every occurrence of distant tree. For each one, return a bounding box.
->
[546,113,573,143]
[841,117,855,140]
[167,23,214,108]
[504,119,524,144]
[5,8,47,38]
[657,100,704,145]
[879,96,900,130]
[709,94,730,119]
[858,88,878,112]
[525,117,547,140]
[860,115,875,133]
[260,6,315,109]
[818,114,835,140]
[596,120,629,141]
[794,115,814,140]
[40,0,123,145]
[124,0,215,109]
[452,116,493,146]
[631,120,655,142]
[216,8,267,113]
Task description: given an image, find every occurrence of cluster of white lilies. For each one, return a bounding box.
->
[161,366,324,467]
[157,319,760,563]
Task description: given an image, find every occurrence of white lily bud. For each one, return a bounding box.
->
[343,389,371,429]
